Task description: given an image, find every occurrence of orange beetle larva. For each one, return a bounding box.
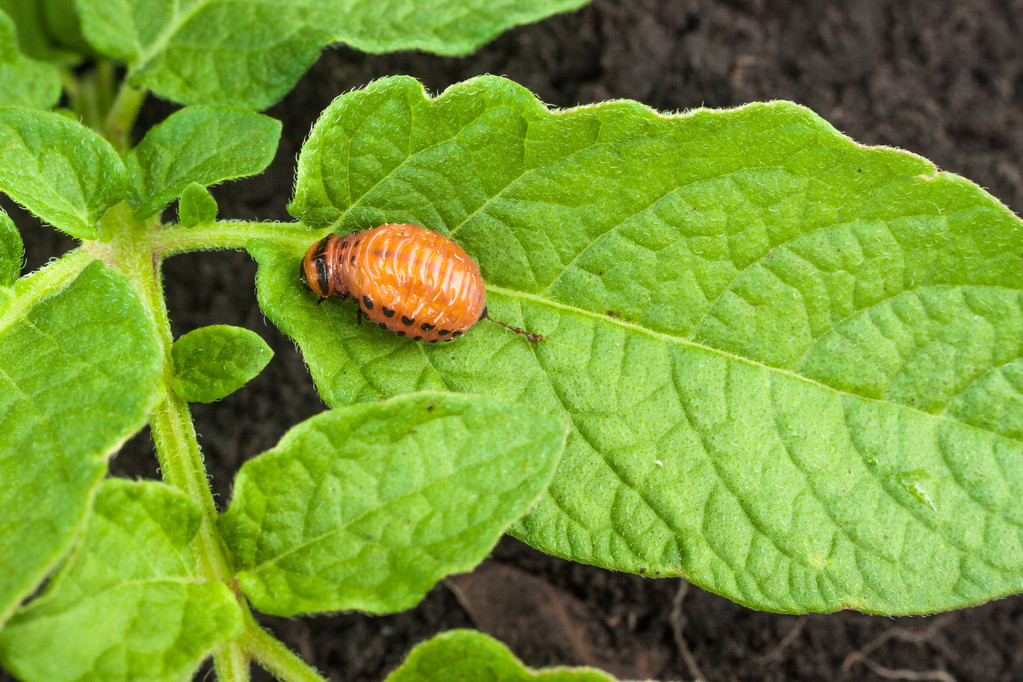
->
[300,223,543,343]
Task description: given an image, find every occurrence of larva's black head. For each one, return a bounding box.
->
[300,236,334,298]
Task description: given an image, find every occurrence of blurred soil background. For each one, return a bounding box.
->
[8,1,1023,680]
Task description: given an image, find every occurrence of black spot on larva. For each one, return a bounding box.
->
[401,315,414,326]
[378,322,387,329]
[350,256,356,264]
[382,307,394,318]
[396,331,406,337]
[429,340,438,343]
[421,322,435,332]
[451,331,463,338]
[341,241,347,248]
[354,240,360,247]
[363,296,373,310]
[414,335,422,341]
[438,329,450,336]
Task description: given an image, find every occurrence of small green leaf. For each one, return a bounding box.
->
[0,479,243,682]
[385,630,617,682]
[219,392,566,617]
[0,210,22,289]
[0,258,162,626]
[0,109,126,238]
[126,105,281,218]
[178,182,218,227]
[171,324,273,403]
[259,76,1023,615]
[76,0,591,109]
[0,10,62,109]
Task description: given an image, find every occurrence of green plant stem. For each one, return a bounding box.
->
[110,207,258,681]
[104,77,146,154]
[134,260,233,582]
[152,220,319,257]
[103,206,327,681]
[66,60,119,136]
[215,642,252,682]
[239,611,328,682]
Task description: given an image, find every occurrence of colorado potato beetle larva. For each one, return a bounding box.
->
[300,223,543,343]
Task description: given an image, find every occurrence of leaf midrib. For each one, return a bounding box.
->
[487,283,1023,451]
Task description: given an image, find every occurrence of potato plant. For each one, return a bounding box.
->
[1,2,1021,681]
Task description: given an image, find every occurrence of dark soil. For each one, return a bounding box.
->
[8,1,1023,680]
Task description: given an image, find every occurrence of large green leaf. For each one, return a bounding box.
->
[0,258,162,626]
[125,105,281,219]
[0,109,126,238]
[75,0,590,109]
[384,630,616,681]
[0,10,62,109]
[255,75,1023,615]
[219,392,566,617]
[0,479,243,682]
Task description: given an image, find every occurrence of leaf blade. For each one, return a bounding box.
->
[76,0,591,109]
[0,209,22,290]
[126,105,281,219]
[0,10,62,109]
[0,479,243,682]
[219,392,566,617]
[171,324,273,403]
[0,0,81,64]
[177,182,218,227]
[0,258,162,626]
[259,76,1023,614]
[384,630,617,682]
[0,109,126,238]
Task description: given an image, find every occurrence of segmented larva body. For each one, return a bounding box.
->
[300,223,487,342]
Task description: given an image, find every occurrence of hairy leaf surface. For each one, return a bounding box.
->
[0,480,243,682]
[126,105,281,219]
[75,0,590,109]
[384,630,616,681]
[256,76,1023,614]
[0,210,21,290]
[0,11,62,109]
[0,259,162,626]
[171,324,273,403]
[0,109,125,238]
[177,182,217,227]
[219,392,566,616]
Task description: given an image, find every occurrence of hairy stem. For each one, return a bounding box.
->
[135,288,238,589]
[239,612,329,682]
[152,220,320,257]
[102,205,333,681]
[104,205,262,679]
[215,642,252,682]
